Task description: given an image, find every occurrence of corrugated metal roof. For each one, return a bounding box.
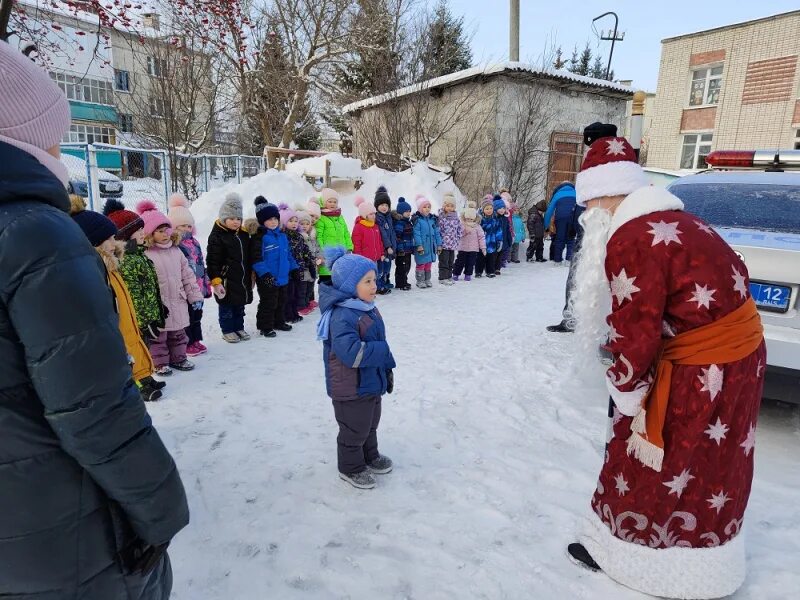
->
[342,61,634,113]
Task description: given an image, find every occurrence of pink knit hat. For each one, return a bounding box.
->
[167,193,195,228]
[320,188,339,206]
[416,195,431,211]
[136,200,172,236]
[306,197,321,219]
[278,202,297,227]
[354,196,375,219]
[0,42,71,186]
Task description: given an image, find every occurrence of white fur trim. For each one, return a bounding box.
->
[605,377,648,417]
[608,186,685,238]
[579,512,746,599]
[576,161,649,206]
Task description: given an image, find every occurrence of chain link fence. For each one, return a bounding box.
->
[60,143,267,211]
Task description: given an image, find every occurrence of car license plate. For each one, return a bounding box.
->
[750,282,791,313]
[104,182,120,192]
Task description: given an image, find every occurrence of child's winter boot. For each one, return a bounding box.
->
[464,275,472,281]
[339,470,377,489]
[415,270,426,289]
[367,455,393,474]
[424,271,433,288]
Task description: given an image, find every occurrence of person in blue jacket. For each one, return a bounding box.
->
[493,195,513,272]
[374,186,397,294]
[317,247,397,489]
[251,197,299,337]
[411,195,443,289]
[543,182,578,263]
[392,198,415,290]
[476,197,502,278]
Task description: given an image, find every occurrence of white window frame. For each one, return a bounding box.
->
[114,69,130,92]
[147,56,167,78]
[688,65,723,107]
[118,113,134,133]
[61,123,116,145]
[49,72,114,106]
[149,97,165,118]
[680,133,713,169]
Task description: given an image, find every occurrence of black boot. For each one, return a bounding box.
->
[276,323,293,332]
[567,543,600,572]
[546,321,573,333]
[140,375,166,391]
[140,382,163,402]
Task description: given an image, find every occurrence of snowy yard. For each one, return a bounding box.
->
[148,261,800,599]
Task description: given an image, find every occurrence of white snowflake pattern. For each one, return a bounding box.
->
[608,323,624,343]
[704,417,729,445]
[731,267,748,300]
[689,283,717,310]
[647,221,683,246]
[740,423,756,457]
[696,220,714,235]
[607,138,627,156]
[707,490,731,514]
[756,360,764,378]
[698,364,724,401]
[614,473,630,496]
[610,269,641,305]
[663,468,695,498]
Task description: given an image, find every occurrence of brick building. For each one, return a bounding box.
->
[647,10,800,170]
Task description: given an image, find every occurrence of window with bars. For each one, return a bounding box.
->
[689,66,723,107]
[147,56,167,78]
[118,114,134,133]
[114,69,130,92]
[61,123,115,145]
[49,72,114,105]
[680,133,713,169]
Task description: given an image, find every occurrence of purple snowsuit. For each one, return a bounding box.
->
[437,209,462,281]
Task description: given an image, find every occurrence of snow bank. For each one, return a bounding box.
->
[284,153,364,180]
[192,156,469,243]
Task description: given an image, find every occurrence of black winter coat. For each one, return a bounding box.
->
[206,220,254,306]
[527,210,545,238]
[0,142,188,599]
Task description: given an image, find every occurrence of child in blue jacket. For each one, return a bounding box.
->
[411,195,443,289]
[476,197,502,278]
[392,198,415,290]
[251,197,299,337]
[374,186,397,294]
[494,195,513,272]
[317,247,397,489]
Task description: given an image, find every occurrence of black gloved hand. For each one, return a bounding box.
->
[118,539,169,576]
[386,369,394,394]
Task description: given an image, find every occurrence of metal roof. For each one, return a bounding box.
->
[342,61,635,114]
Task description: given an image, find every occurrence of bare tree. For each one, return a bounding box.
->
[493,84,556,211]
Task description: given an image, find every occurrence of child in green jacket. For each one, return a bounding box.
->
[315,188,353,285]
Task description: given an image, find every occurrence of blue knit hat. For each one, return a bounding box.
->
[70,195,118,246]
[254,196,280,224]
[325,246,376,296]
[396,197,412,214]
[492,195,506,213]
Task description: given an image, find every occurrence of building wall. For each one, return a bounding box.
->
[648,11,800,169]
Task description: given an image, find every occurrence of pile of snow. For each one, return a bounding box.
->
[192,157,469,244]
[284,153,364,180]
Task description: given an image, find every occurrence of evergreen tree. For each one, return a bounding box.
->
[568,45,579,73]
[420,0,472,80]
[576,42,592,76]
[590,54,605,79]
[552,46,567,70]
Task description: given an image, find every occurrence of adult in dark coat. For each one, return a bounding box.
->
[0,41,188,599]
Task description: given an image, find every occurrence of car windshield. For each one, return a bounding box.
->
[669,182,800,234]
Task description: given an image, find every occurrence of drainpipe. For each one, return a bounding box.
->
[509,0,520,62]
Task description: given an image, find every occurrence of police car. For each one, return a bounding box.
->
[668,150,800,404]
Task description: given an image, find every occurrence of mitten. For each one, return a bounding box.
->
[213,283,226,299]
[191,300,203,311]
[386,369,394,395]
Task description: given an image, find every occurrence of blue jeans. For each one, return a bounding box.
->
[218,304,245,334]
[376,258,392,290]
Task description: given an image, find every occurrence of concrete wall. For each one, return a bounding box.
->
[648,12,800,169]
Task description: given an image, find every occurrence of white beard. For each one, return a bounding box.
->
[567,207,613,359]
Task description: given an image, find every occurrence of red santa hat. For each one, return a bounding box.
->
[575,137,649,207]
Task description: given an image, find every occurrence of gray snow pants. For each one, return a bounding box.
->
[332,395,382,474]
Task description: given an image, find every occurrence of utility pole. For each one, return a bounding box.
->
[592,12,624,80]
[509,0,520,62]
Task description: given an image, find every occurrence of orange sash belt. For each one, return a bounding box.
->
[627,297,764,471]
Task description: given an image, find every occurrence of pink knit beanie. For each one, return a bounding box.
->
[306,197,321,219]
[416,195,431,211]
[320,188,339,206]
[278,202,297,227]
[136,200,172,236]
[354,196,375,219]
[0,42,71,186]
[167,193,195,228]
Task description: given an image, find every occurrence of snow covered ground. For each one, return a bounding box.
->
[148,258,800,600]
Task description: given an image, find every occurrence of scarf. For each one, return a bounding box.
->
[358,219,376,228]
[322,208,342,217]
[316,298,376,341]
[627,298,764,471]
